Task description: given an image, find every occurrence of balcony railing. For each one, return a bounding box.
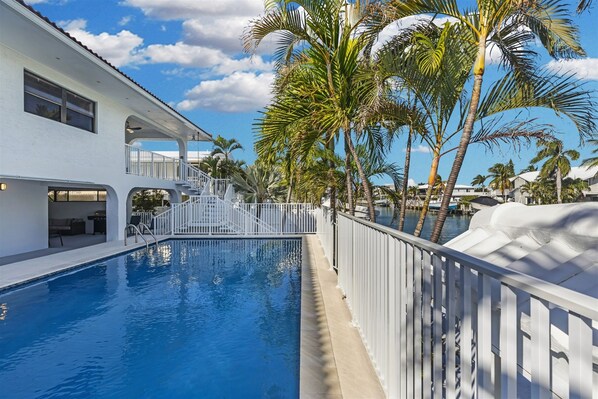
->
[317,208,598,399]
[125,144,180,181]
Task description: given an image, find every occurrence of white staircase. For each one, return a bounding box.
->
[150,161,316,236]
[177,161,228,197]
[153,194,276,235]
[153,163,276,235]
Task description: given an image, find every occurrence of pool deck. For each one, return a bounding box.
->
[0,235,384,398]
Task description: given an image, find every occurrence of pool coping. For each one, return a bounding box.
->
[0,235,384,398]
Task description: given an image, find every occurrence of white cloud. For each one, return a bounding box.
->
[118,16,133,26]
[122,0,273,55]
[59,19,144,67]
[546,58,598,80]
[408,178,417,187]
[122,0,263,20]
[405,145,432,154]
[177,72,274,113]
[143,42,273,75]
[144,42,227,67]
[182,17,249,53]
[27,0,69,5]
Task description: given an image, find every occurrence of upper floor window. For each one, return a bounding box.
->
[24,71,96,133]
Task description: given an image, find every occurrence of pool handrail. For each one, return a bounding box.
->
[138,222,158,249]
[124,224,149,251]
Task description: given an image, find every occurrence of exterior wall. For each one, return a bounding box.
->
[509,177,529,204]
[0,179,48,257]
[0,43,127,184]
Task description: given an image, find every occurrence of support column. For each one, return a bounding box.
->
[106,186,126,241]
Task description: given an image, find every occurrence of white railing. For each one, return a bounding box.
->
[131,211,153,226]
[316,206,335,266]
[152,196,317,236]
[322,210,598,399]
[238,203,317,234]
[180,161,229,198]
[125,144,180,180]
[153,208,172,235]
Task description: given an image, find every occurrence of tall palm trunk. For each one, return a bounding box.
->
[344,135,355,215]
[414,142,441,237]
[556,167,563,203]
[345,131,376,222]
[430,38,487,243]
[398,127,413,232]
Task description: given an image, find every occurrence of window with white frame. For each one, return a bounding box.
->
[24,70,96,132]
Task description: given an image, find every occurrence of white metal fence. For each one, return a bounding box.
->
[316,206,335,266]
[238,203,317,234]
[153,197,317,236]
[321,210,598,399]
[131,211,153,226]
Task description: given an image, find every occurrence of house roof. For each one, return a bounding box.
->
[510,171,540,183]
[511,166,598,183]
[6,0,211,140]
[568,165,598,180]
[470,196,500,206]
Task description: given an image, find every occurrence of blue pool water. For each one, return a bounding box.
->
[0,239,302,398]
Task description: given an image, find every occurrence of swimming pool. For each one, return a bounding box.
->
[0,239,302,398]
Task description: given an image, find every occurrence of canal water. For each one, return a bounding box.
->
[375,207,472,245]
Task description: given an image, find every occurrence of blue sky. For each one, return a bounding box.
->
[28,0,598,186]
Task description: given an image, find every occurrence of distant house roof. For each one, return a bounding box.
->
[510,171,540,183]
[417,184,476,190]
[10,0,210,139]
[153,151,222,162]
[470,196,500,207]
[568,165,598,180]
[511,166,598,183]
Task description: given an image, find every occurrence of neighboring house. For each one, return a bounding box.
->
[509,166,598,204]
[509,171,541,204]
[0,0,211,257]
[417,184,489,202]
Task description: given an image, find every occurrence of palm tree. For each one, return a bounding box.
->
[531,139,580,203]
[521,180,544,204]
[367,0,593,243]
[519,164,538,173]
[471,174,487,189]
[231,164,286,204]
[578,0,594,12]
[562,178,589,202]
[487,160,515,202]
[211,135,243,162]
[245,0,384,221]
[581,138,598,168]
[370,21,556,238]
[200,156,222,178]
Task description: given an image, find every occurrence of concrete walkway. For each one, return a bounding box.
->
[301,235,385,399]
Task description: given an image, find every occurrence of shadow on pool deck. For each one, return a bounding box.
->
[300,236,384,399]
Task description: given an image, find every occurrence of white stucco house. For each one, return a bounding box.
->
[509,166,598,204]
[416,183,490,201]
[0,0,212,258]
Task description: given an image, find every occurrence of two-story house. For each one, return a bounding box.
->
[0,0,211,258]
